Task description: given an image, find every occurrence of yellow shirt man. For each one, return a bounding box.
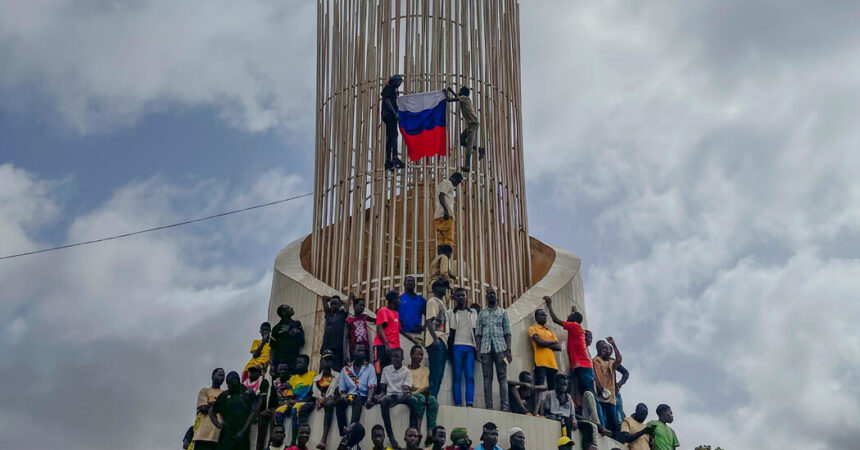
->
[528,324,559,370]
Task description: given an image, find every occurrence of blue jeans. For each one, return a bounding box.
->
[451,345,475,406]
[600,402,618,436]
[573,367,596,395]
[427,339,447,397]
[615,390,626,425]
[573,367,604,426]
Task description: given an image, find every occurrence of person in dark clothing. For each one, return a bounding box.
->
[338,423,365,450]
[321,295,349,371]
[271,304,305,376]
[444,86,484,173]
[210,371,259,450]
[508,371,544,415]
[381,75,405,170]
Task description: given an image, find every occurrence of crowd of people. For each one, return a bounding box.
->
[183,280,679,450]
[183,113,680,448]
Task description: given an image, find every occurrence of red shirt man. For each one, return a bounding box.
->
[373,291,401,370]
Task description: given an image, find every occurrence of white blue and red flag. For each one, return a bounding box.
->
[397,91,447,161]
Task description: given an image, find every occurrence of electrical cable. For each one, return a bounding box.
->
[0,192,314,261]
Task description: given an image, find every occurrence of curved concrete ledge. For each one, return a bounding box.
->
[268,235,621,449]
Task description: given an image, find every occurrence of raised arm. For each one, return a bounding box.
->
[543,296,565,326]
[607,336,622,364]
[444,87,459,102]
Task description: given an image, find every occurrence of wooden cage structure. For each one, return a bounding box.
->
[311,0,530,309]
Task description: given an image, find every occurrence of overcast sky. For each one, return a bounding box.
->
[2,1,859,449]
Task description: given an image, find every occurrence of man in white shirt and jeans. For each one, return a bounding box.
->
[448,287,478,407]
[379,347,415,449]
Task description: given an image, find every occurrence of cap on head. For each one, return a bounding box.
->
[458,86,470,96]
[557,436,574,446]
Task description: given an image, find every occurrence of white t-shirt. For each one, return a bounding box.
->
[435,179,456,219]
[451,308,477,348]
[423,296,448,344]
[381,364,413,395]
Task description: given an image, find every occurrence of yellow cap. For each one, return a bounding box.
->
[557,436,574,446]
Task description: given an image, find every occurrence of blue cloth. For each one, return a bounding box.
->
[475,445,503,450]
[338,362,378,396]
[399,292,426,332]
[615,389,626,426]
[451,345,475,406]
[600,401,618,435]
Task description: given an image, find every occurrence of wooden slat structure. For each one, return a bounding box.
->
[312,0,530,310]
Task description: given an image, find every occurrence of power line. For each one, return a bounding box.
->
[0,192,314,261]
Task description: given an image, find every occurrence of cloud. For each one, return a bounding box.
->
[2,1,860,449]
[520,1,860,448]
[0,0,316,134]
[0,164,308,449]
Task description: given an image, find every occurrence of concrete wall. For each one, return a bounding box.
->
[269,235,621,449]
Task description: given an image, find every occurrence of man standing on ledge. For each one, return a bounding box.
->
[475,288,512,411]
[435,172,463,255]
[400,276,426,341]
[647,404,679,450]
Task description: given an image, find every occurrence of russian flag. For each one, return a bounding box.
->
[397,91,447,161]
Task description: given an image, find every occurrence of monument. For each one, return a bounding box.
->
[262,1,609,448]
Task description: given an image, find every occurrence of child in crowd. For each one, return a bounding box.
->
[378,347,415,448]
[243,322,271,381]
[287,423,312,450]
[407,346,438,446]
[346,296,373,356]
[336,344,377,433]
[242,365,265,394]
[370,424,393,450]
[313,350,340,450]
[280,355,316,447]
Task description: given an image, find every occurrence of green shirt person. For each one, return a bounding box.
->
[647,404,679,450]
